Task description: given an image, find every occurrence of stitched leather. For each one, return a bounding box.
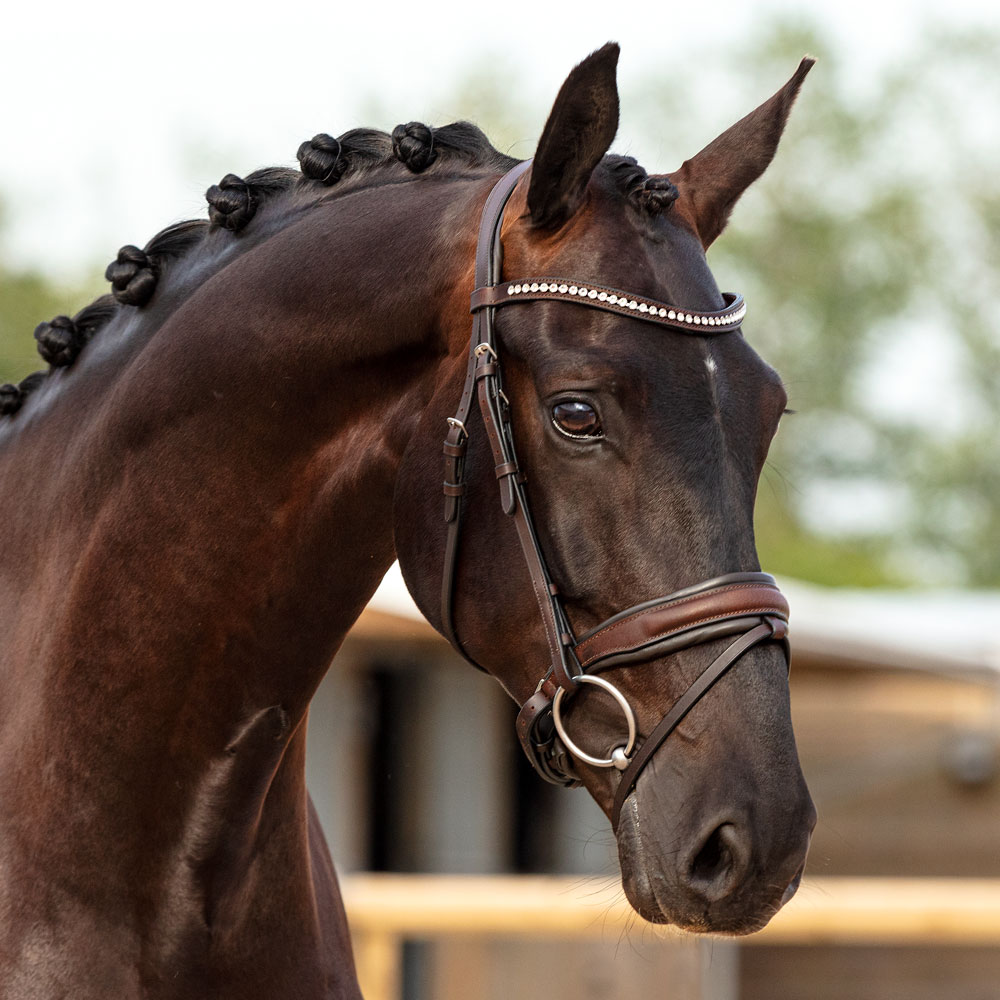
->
[575,582,788,668]
[441,159,581,691]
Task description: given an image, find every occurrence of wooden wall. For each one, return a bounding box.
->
[748,663,1000,1000]
[790,665,1000,877]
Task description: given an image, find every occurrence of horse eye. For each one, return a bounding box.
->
[552,400,602,438]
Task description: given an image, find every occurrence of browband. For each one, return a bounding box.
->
[471,283,746,334]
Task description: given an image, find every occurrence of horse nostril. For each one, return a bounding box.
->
[687,822,747,902]
[691,824,731,881]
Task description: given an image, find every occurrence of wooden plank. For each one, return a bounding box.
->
[431,937,714,1000]
[341,875,1000,946]
[343,875,670,938]
[740,943,1000,1000]
[346,608,441,643]
[352,930,402,1000]
[754,877,1000,945]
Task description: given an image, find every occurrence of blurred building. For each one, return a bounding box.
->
[306,567,1000,1000]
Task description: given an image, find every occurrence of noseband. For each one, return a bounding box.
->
[440,160,790,830]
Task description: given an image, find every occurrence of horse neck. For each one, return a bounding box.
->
[5,174,486,738]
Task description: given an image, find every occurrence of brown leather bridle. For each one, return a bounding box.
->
[441,160,790,830]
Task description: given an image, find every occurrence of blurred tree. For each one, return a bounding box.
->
[0,270,62,386]
[699,22,1000,587]
[0,202,67,386]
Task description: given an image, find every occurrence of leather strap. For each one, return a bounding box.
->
[610,618,782,830]
[575,578,787,670]
[514,575,788,792]
[441,159,581,691]
[440,159,751,680]
[514,684,582,787]
[440,160,533,669]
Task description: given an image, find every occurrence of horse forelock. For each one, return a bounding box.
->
[603,155,679,216]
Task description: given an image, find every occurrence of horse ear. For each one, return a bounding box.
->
[528,43,620,229]
[669,57,815,249]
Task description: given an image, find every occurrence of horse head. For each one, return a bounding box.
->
[395,44,816,935]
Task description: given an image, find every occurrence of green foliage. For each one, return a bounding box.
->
[754,488,901,588]
[0,269,64,386]
[709,20,1000,586]
[0,194,93,386]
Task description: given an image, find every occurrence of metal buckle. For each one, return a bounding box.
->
[445,417,467,437]
[474,343,498,360]
[551,675,637,771]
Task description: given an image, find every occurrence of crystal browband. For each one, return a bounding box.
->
[470,281,746,334]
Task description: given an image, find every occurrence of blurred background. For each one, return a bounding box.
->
[4,1,999,997]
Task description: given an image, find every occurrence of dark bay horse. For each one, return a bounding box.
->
[0,45,815,997]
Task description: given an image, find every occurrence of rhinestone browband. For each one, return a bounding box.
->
[470,281,746,335]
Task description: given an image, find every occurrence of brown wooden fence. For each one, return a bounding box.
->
[341,875,1000,1000]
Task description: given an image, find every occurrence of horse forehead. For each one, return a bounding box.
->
[507,198,723,315]
[500,188,755,386]
[653,225,724,309]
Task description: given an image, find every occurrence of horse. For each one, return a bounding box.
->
[0,44,815,998]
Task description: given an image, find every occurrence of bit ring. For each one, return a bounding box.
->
[551,674,636,769]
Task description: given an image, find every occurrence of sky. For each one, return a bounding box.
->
[3,0,996,283]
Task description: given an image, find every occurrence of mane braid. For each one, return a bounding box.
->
[18,371,46,397]
[322,129,393,173]
[605,155,678,216]
[146,219,210,258]
[74,294,118,338]
[1,120,515,422]
[607,155,650,198]
[415,123,515,170]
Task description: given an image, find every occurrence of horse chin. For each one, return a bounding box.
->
[614,805,804,936]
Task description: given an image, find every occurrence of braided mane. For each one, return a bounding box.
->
[0,123,674,422]
[0,122,515,420]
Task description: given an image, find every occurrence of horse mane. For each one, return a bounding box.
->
[0,124,676,422]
